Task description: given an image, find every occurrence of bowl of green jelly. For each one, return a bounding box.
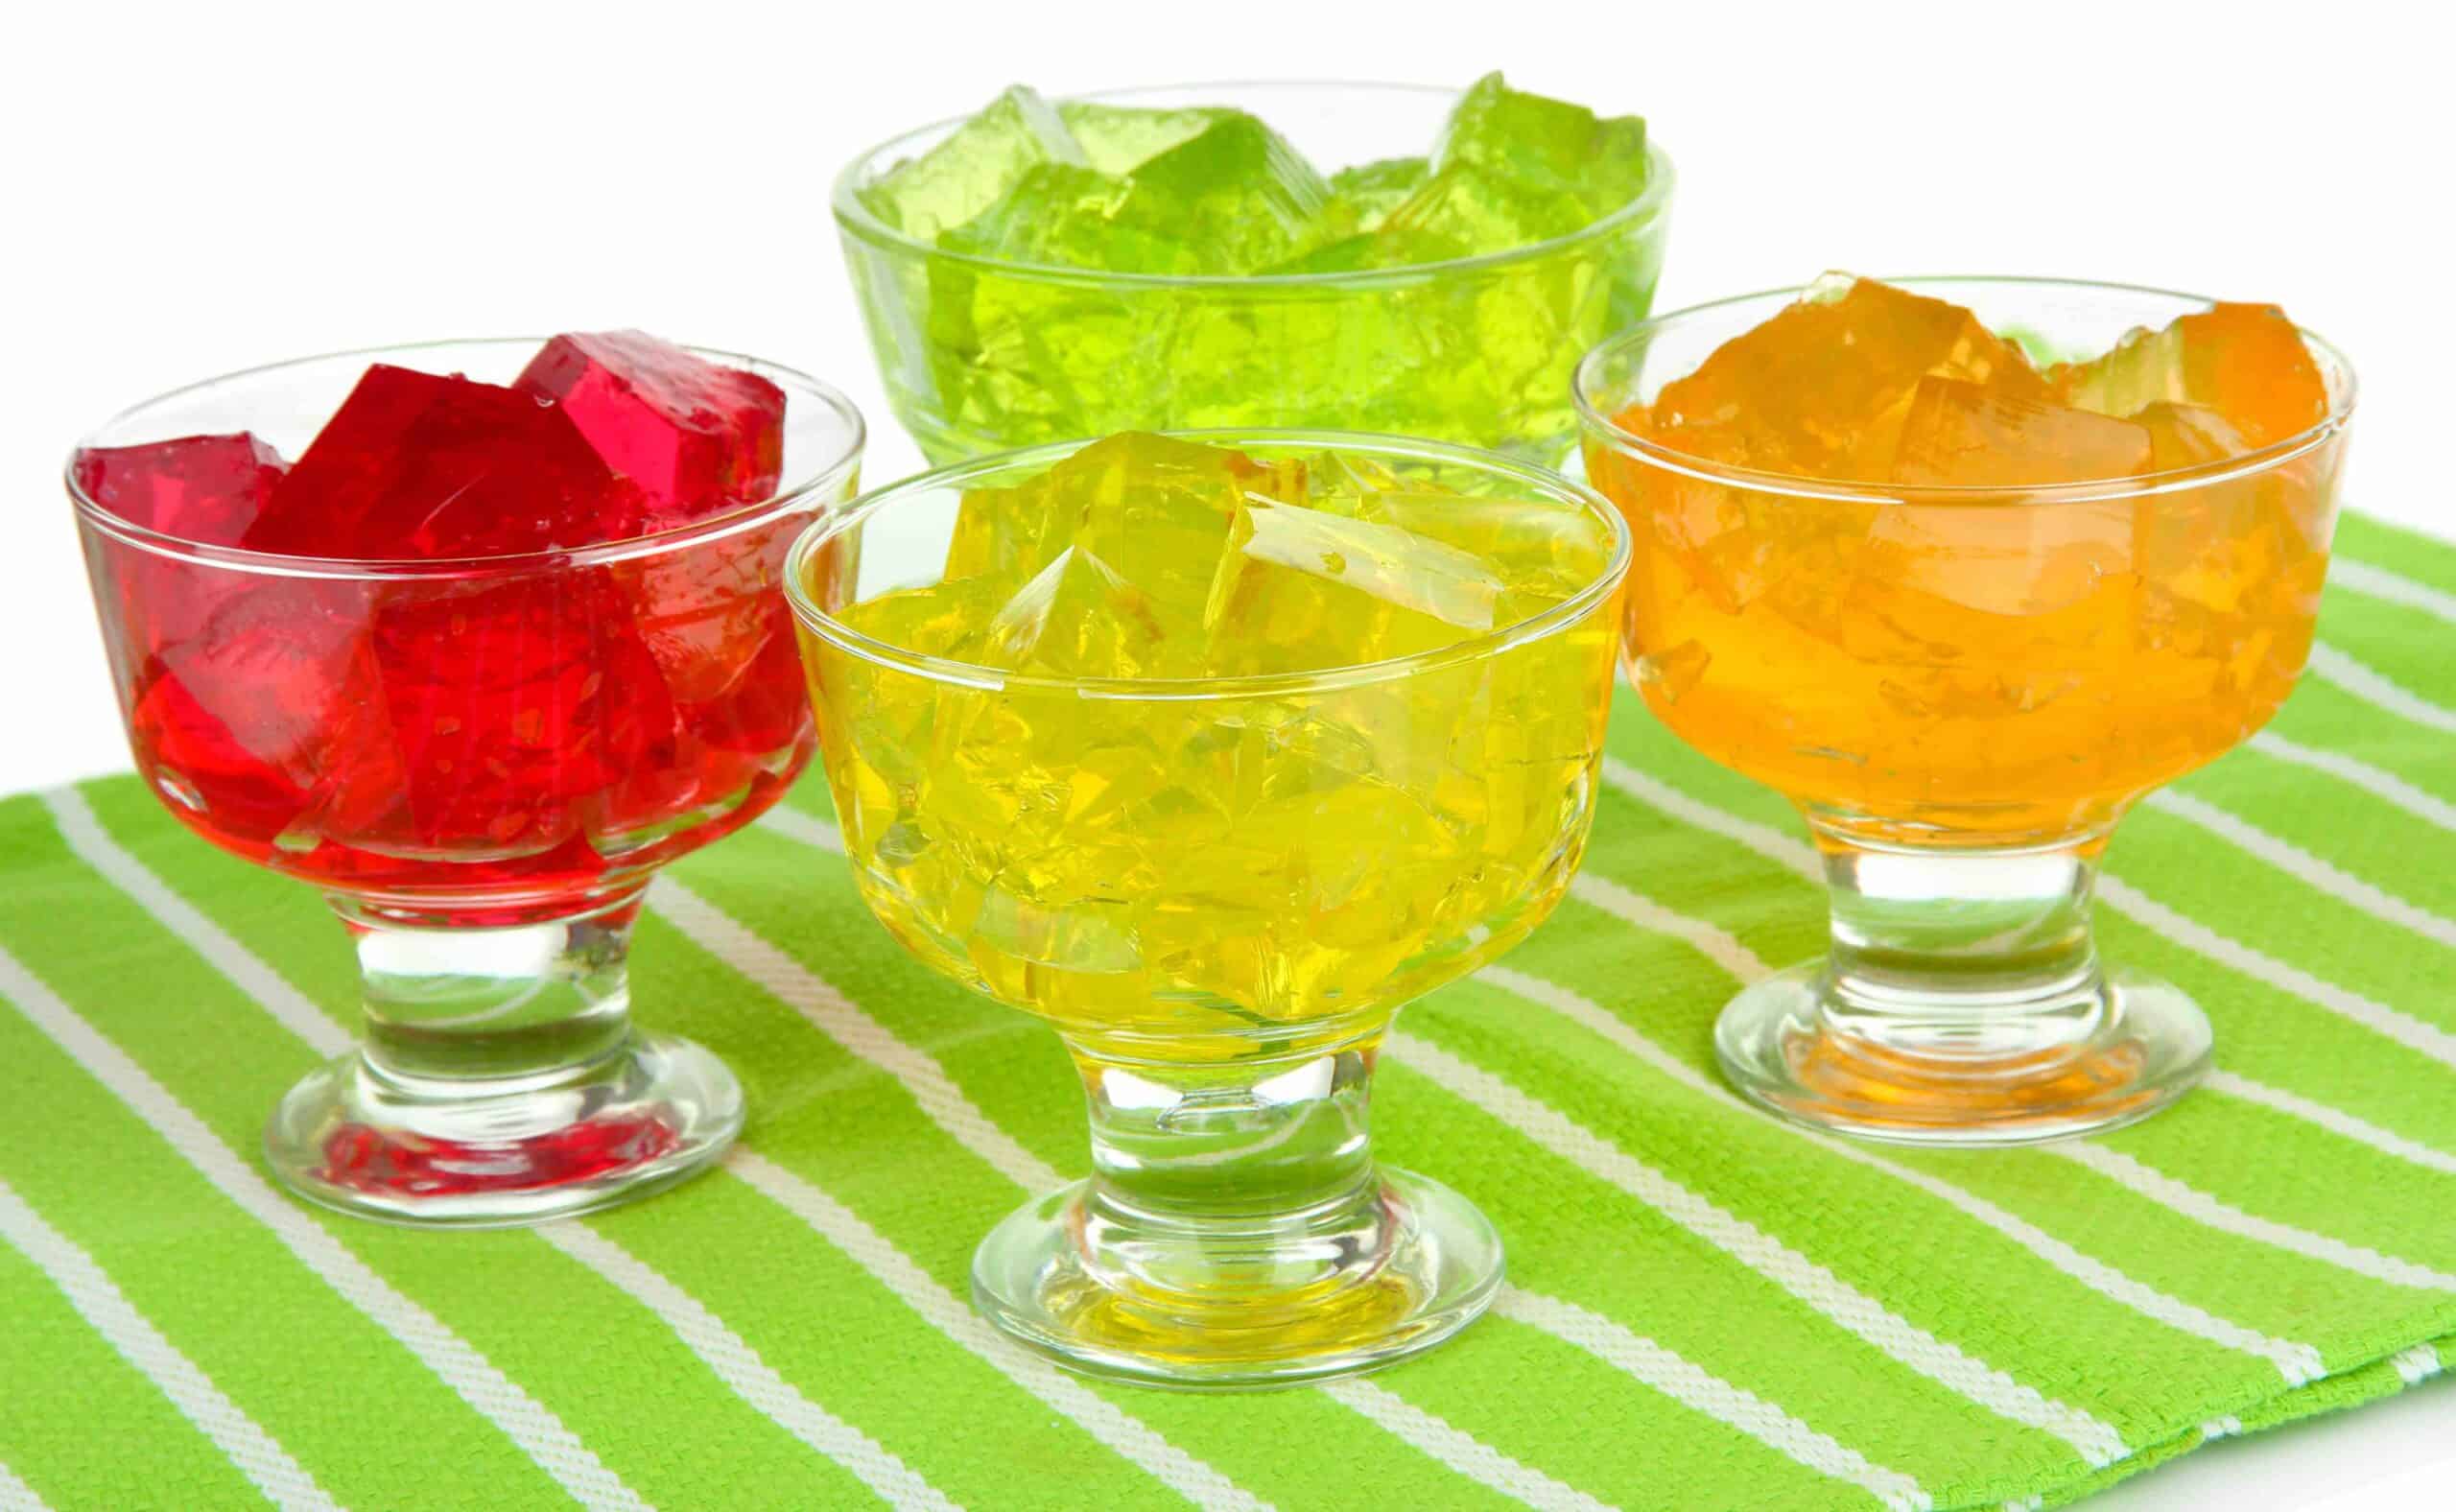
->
[834,76,1676,464]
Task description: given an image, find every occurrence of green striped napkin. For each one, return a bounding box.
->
[2,509,2449,1512]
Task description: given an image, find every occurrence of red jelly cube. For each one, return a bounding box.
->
[368,573,680,853]
[515,331,786,523]
[613,518,793,705]
[245,366,649,559]
[77,436,291,679]
[692,610,816,755]
[74,434,286,545]
[583,518,814,839]
[69,430,410,860]
[131,668,319,844]
[650,519,814,752]
[128,577,404,852]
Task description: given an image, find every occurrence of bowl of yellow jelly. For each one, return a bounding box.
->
[784,429,1629,1386]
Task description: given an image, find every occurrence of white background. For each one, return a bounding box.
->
[2,3,2446,1504]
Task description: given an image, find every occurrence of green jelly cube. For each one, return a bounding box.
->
[1375,161,1594,264]
[924,169,1178,441]
[1058,101,1232,175]
[1114,113,1334,273]
[1319,154,1431,240]
[938,163,1149,269]
[860,85,1085,243]
[1431,71,1649,223]
[1259,234,1382,276]
[1162,286,1430,432]
[943,112,1332,276]
[928,263,1166,444]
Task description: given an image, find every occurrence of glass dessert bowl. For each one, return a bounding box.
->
[69,337,864,1224]
[1577,277,2355,1145]
[785,431,1629,1385]
[835,79,1674,464]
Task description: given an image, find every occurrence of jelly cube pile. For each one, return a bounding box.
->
[842,75,1671,463]
[1592,275,2343,842]
[1633,273,2331,485]
[804,435,1622,1051]
[838,432,1614,679]
[74,333,810,891]
[862,72,1652,276]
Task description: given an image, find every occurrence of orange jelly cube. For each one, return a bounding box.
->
[1890,377,2154,487]
[2050,303,2328,447]
[2133,401,2250,470]
[1642,274,2045,481]
[1869,379,2149,617]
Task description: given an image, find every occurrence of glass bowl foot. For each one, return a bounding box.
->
[971,1167,1503,1389]
[264,1031,743,1227]
[1714,963,2210,1146]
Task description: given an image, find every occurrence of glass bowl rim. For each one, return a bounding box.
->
[1571,274,2359,507]
[783,427,1635,702]
[829,79,1676,291]
[64,336,868,579]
